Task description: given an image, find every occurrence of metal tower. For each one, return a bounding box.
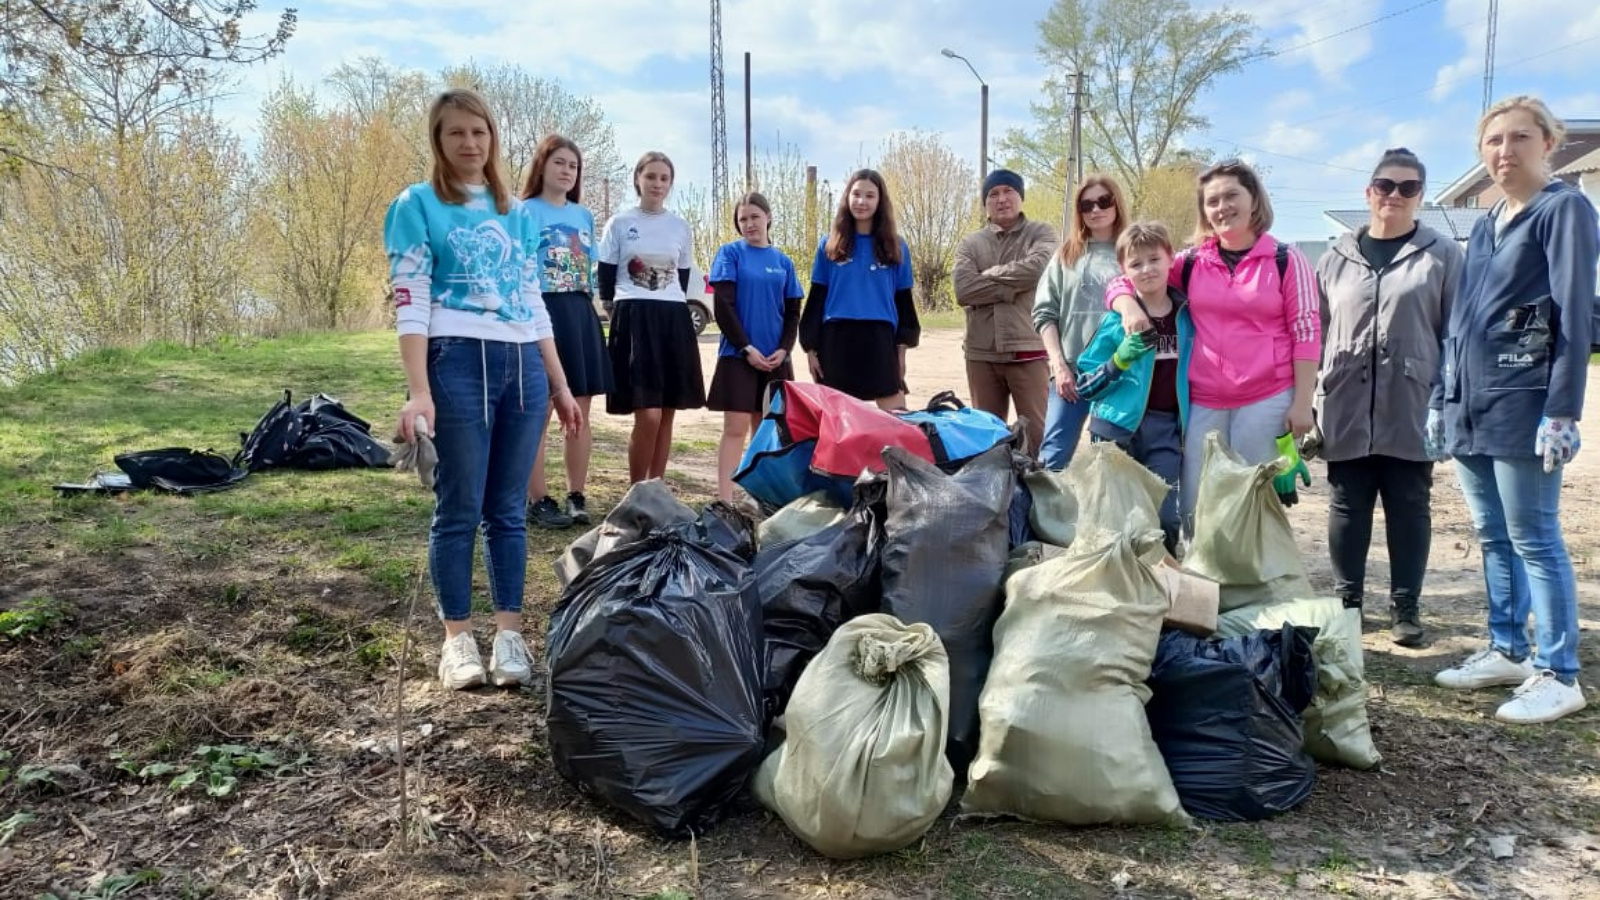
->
[1482,0,1498,113]
[710,0,730,230]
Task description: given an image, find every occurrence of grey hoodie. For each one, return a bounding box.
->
[1314,222,1463,462]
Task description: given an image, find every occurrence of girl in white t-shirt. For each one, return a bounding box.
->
[598,151,706,482]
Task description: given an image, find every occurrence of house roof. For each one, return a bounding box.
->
[1435,118,1600,205]
[1323,206,1491,240]
[1556,146,1600,176]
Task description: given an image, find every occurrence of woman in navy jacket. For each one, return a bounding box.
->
[1432,96,1597,725]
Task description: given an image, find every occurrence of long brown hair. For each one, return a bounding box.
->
[732,191,772,241]
[1194,158,1273,245]
[1059,174,1129,265]
[825,169,901,265]
[522,134,582,203]
[428,88,511,215]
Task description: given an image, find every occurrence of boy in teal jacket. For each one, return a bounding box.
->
[1076,222,1192,554]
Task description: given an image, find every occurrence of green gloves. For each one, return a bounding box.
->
[1273,432,1313,507]
[1112,331,1152,370]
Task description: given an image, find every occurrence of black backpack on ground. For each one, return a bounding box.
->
[236,390,390,472]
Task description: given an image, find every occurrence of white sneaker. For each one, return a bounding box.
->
[1434,648,1535,690]
[438,631,486,691]
[488,629,533,687]
[1495,671,1587,725]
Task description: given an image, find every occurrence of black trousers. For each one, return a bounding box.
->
[1326,455,1434,608]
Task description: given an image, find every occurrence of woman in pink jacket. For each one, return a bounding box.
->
[1109,159,1320,534]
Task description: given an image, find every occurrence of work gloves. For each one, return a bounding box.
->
[389,415,438,489]
[1535,416,1581,474]
[1273,432,1313,508]
[1112,331,1153,370]
[1423,408,1449,461]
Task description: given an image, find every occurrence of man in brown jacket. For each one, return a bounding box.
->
[953,169,1060,455]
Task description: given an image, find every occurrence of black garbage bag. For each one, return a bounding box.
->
[554,480,698,590]
[1146,625,1319,822]
[879,443,1014,774]
[693,500,757,562]
[113,448,248,495]
[1008,451,1039,549]
[546,530,765,838]
[754,479,887,718]
[236,390,390,472]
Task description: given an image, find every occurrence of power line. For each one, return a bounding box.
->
[1263,0,1444,61]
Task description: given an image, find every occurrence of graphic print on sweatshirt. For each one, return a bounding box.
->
[538,222,593,293]
[444,220,520,312]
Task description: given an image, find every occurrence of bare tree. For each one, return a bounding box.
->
[999,0,1261,208]
[878,131,976,311]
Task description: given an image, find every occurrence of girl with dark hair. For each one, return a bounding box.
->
[1032,173,1131,469]
[385,88,582,691]
[1313,147,1462,646]
[798,169,919,410]
[1109,159,1321,534]
[1431,95,1596,724]
[598,150,706,483]
[706,192,804,502]
[520,134,612,528]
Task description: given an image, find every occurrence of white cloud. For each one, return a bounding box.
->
[1240,0,1384,81]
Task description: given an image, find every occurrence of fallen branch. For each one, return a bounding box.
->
[394,561,429,854]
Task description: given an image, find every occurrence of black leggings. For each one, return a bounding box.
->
[1326,456,1434,607]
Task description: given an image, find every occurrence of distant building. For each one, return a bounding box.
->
[1321,205,1490,242]
[1435,118,1600,211]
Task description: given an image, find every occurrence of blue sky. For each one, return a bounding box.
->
[230,0,1600,241]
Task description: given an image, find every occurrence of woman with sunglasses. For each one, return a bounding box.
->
[1109,159,1320,533]
[1312,148,1462,648]
[1032,175,1129,469]
[1431,96,1596,725]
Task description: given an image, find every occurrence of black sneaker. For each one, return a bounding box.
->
[1391,603,1425,648]
[566,491,590,526]
[529,495,573,529]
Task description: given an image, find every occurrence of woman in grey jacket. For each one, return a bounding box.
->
[1032,174,1129,469]
[1432,96,1597,725]
[1314,148,1461,648]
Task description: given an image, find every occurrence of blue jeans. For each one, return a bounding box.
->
[1039,380,1091,470]
[1454,455,1579,682]
[427,337,549,622]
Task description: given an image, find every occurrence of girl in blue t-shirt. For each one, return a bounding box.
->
[519,134,612,530]
[706,192,804,502]
[799,168,920,409]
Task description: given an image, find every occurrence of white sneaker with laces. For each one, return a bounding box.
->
[489,629,533,687]
[438,631,486,691]
[1495,671,1587,725]
[1434,648,1534,690]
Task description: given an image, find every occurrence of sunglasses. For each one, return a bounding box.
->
[1078,194,1116,214]
[1370,178,1423,199]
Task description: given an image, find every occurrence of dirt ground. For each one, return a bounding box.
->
[2,327,1598,900]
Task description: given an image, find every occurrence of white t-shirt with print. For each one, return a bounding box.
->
[597,206,694,302]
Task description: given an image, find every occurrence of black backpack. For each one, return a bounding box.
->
[1181,241,1290,292]
[113,448,248,494]
[236,390,391,472]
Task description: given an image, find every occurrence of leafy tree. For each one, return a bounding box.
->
[1000,0,1261,209]
[878,131,977,311]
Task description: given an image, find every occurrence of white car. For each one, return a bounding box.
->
[597,262,713,335]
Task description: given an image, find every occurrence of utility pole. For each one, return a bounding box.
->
[1063,71,1085,233]
[941,48,988,195]
[805,165,818,246]
[744,52,753,192]
[1482,0,1499,114]
[710,0,729,230]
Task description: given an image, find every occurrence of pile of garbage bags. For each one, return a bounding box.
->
[541,387,1381,856]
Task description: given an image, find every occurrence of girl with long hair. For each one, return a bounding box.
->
[1031,174,1130,469]
[520,134,612,529]
[385,88,582,691]
[798,169,919,410]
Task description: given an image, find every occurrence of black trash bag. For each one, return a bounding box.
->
[555,480,698,590]
[113,448,248,495]
[546,530,765,838]
[879,443,1014,774]
[692,501,757,561]
[236,391,303,472]
[236,390,390,472]
[753,478,887,718]
[1146,625,1319,822]
[1008,451,1039,549]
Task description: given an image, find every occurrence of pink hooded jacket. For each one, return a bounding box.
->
[1106,234,1320,409]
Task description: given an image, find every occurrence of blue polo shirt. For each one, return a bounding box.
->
[809,233,913,327]
[710,240,803,357]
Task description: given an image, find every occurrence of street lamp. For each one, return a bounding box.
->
[941,47,989,191]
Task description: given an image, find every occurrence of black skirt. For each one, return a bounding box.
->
[817,319,901,402]
[544,291,612,398]
[707,353,794,414]
[606,299,706,414]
